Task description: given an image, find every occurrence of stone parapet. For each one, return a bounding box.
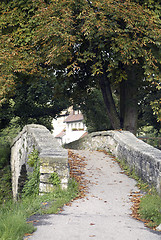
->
[11,124,69,199]
[65,130,161,196]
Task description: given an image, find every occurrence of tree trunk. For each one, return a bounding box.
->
[120,65,142,135]
[99,73,121,130]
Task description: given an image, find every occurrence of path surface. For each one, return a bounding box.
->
[27,150,161,240]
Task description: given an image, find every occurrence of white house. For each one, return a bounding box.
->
[52,109,68,137]
[52,108,87,145]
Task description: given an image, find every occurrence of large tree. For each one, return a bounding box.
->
[0,0,161,133]
[0,0,70,129]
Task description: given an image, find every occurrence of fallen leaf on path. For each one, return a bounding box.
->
[27,220,39,224]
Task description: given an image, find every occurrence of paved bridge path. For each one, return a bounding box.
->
[28,150,161,240]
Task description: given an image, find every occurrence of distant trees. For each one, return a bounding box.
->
[12,73,69,130]
[0,0,160,133]
[77,88,112,133]
[0,73,69,130]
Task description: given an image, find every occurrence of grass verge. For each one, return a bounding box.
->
[138,193,161,229]
[116,157,161,229]
[0,178,79,240]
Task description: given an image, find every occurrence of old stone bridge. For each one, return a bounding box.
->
[11,124,161,200]
[10,124,161,239]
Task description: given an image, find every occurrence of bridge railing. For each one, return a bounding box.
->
[65,130,161,196]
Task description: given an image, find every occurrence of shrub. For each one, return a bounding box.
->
[0,144,10,169]
[22,149,40,198]
[0,166,12,204]
[49,172,61,186]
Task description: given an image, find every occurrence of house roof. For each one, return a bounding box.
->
[64,113,84,123]
[80,132,88,138]
[55,129,66,138]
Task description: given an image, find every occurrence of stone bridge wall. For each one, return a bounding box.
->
[11,124,69,200]
[65,131,161,196]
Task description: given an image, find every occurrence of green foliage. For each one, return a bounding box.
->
[137,83,161,132]
[0,101,13,130]
[0,120,20,204]
[0,178,79,240]
[133,0,161,17]
[138,125,161,138]
[11,73,69,131]
[0,0,161,131]
[0,144,10,169]
[0,73,70,131]
[139,194,161,226]
[27,148,39,168]
[0,207,35,240]
[140,126,161,137]
[137,126,161,150]
[79,88,112,133]
[0,118,20,144]
[0,166,12,204]
[22,149,40,197]
[49,172,61,187]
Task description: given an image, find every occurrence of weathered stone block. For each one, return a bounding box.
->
[40,165,54,174]
[39,182,55,193]
[40,174,51,183]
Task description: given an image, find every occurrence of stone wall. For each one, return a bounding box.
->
[65,130,161,195]
[11,124,69,200]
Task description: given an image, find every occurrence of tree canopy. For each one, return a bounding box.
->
[0,0,161,132]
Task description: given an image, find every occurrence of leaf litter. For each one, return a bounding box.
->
[68,150,89,201]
